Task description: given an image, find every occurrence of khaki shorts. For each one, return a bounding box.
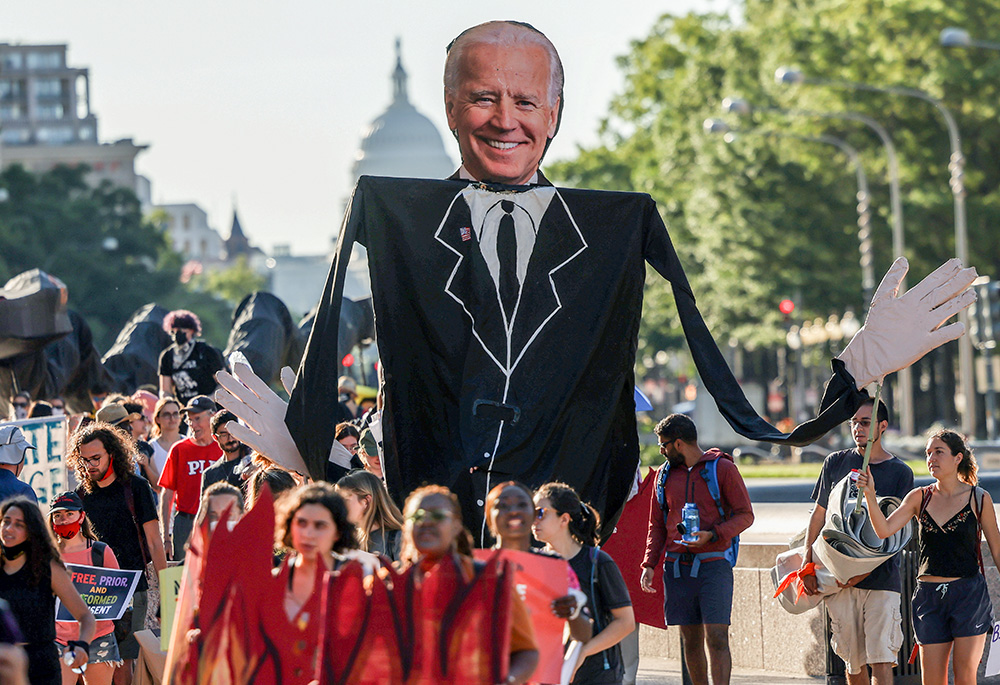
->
[824,588,903,674]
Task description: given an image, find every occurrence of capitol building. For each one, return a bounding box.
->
[269,40,455,316]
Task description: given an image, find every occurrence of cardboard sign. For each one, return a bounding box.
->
[56,563,142,622]
[474,549,569,684]
[986,622,1000,676]
[10,416,71,506]
[159,565,186,651]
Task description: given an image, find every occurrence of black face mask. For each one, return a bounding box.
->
[1,540,29,559]
[173,331,189,346]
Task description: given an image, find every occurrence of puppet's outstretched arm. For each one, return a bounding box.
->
[838,257,977,390]
[215,363,310,476]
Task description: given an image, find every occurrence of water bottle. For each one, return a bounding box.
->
[682,503,700,543]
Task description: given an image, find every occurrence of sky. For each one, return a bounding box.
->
[0,1,722,254]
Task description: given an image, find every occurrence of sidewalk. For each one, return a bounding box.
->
[637,656,822,683]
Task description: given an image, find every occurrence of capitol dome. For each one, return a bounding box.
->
[351,40,455,183]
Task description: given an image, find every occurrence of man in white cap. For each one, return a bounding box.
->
[0,425,37,504]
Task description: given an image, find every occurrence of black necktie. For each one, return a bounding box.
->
[497,201,518,317]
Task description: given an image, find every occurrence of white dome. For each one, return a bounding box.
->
[351,40,455,183]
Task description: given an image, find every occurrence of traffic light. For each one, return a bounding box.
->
[779,298,795,323]
[969,278,1000,349]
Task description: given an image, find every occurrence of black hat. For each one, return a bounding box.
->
[181,395,217,415]
[50,491,84,513]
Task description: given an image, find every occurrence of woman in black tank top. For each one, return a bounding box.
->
[858,430,1000,685]
[0,498,96,685]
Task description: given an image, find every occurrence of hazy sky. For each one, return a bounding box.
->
[1,1,718,254]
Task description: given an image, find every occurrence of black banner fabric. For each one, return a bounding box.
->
[288,177,867,540]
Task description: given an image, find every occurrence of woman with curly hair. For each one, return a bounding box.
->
[0,497,95,685]
[532,482,634,685]
[267,483,365,684]
[859,430,1000,685]
[335,469,403,560]
[157,309,225,406]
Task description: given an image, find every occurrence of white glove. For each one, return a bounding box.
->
[838,257,977,390]
[214,363,309,476]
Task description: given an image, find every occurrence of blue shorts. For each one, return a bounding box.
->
[663,557,733,626]
[912,575,993,644]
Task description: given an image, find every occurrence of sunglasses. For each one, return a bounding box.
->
[159,411,181,419]
[534,507,549,520]
[408,508,452,524]
[12,402,28,409]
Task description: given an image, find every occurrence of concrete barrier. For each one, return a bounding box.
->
[637,541,1000,678]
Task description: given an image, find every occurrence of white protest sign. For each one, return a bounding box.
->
[986,622,1000,677]
[11,416,70,507]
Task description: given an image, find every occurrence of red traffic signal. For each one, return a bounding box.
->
[779,299,796,316]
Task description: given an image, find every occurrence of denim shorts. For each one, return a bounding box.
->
[58,632,122,665]
[912,575,993,644]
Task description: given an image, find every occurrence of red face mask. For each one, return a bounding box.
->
[52,519,82,540]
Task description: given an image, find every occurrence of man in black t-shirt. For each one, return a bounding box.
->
[158,310,225,406]
[801,398,913,683]
[68,424,167,680]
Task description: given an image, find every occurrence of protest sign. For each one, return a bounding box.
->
[56,563,142,622]
[474,548,569,684]
[986,622,1000,677]
[11,415,70,506]
[159,564,185,651]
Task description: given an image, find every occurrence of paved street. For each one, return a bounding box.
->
[637,656,822,683]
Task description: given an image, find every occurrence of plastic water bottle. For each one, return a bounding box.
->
[682,503,700,542]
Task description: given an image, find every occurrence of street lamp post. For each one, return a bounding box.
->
[721,97,915,436]
[774,67,977,437]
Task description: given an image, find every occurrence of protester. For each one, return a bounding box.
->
[335,469,403,560]
[193,482,244,535]
[48,397,66,416]
[200,410,250,492]
[327,422,363,483]
[400,485,539,685]
[68,423,166,685]
[533,482,634,685]
[246,466,297,509]
[357,427,384,479]
[150,397,182,474]
[0,426,38,505]
[159,396,222,558]
[7,392,30,421]
[157,310,225,405]
[858,430,999,685]
[0,497,95,685]
[640,414,753,685]
[27,400,53,418]
[337,375,360,420]
[48,491,122,685]
[271,483,359,684]
[485,480,593,644]
[800,399,913,684]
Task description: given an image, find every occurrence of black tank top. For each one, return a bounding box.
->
[917,488,981,578]
[0,561,60,685]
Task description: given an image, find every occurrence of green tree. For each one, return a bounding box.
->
[187,255,267,307]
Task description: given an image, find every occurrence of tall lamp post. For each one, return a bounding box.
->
[774,67,977,436]
[721,97,915,435]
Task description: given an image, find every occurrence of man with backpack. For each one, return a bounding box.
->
[639,413,753,685]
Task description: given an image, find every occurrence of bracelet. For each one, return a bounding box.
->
[67,639,90,658]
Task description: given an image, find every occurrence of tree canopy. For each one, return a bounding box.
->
[549,0,1000,360]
